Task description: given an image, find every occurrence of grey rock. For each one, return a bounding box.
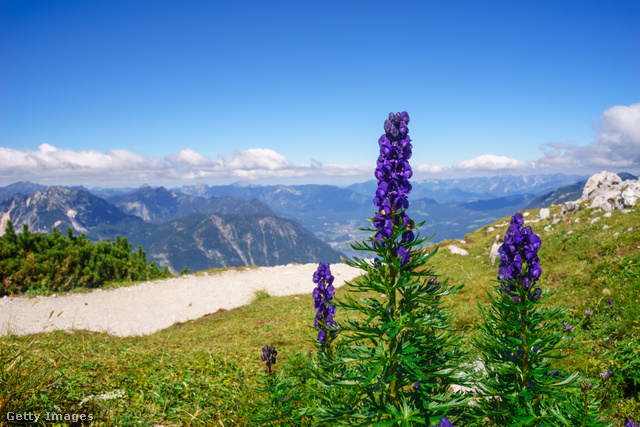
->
[604,212,612,218]
[590,217,601,224]
[561,201,579,217]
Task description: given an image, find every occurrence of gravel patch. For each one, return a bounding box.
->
[0,262,363,337]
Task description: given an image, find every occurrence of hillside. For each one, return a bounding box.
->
[118,212,344,273]
[1,191,637,424]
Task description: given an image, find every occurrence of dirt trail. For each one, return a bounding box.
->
[0,262,362,337]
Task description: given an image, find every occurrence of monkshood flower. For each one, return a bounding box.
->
[373,111,414,265]
[307,112,468,424]
[497,212,542,304]
[474,211,608,424]
[261,345,277,375]
[312,262,337,344]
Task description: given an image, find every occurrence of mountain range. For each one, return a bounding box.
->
[1,172,635,273]
[0,186,343,274]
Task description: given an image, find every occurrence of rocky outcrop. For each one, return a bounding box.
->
[576,171,640,212]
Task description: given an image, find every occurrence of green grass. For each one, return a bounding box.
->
[1,202,639,425]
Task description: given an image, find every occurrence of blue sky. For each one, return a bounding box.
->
[1,0,639,188]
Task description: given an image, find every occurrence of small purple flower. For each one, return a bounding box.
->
[607,299,612,306]
[563,321,573,331]
[626,420,639,427]
[585,310,592,315]
[600,370,612,381]
[581,381,593,392]
[431,416,455,427]
[413,381,419,389]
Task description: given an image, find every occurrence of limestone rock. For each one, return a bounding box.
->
[591,217,601,224]
[539,208,550,220]
[449,245,469,256]
[574,171,640,212]
[579,171,622,202]
[489,235,502,266]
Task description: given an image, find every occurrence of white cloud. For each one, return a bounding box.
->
[0,144,373,186]
[167,148,214,167]
[537,102,640,172]
[223,148,292,170]
[455,154,528,172]
[415,163,443,173]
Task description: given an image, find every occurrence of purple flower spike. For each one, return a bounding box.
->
[498,212,543,304]
[261,345,277,374]
[373,112,414,265]
[313,262,338,344]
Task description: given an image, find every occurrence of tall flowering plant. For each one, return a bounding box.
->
[313,262,338,347]
[472,212,609,426]
[309,112,468,426]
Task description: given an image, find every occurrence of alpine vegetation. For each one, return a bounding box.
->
[250,344,310,425]
[472,212,609,425]
[305,112,467,425]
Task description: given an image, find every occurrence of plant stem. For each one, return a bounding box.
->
[388,264,400,409]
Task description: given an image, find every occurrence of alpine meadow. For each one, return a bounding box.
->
[0,112,638,426]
